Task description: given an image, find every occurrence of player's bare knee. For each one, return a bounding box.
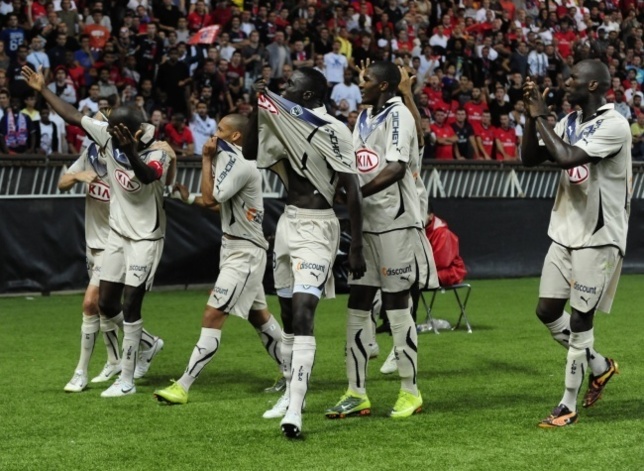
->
[348,286,378,311]
[382,291,409,310]
[248,309,269,328]
[202,306,227,329]
[536,298,565,324]
[98,294,120,318]
[570,308,594,332]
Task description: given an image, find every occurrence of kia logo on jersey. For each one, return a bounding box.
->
[88,181,110,201]
[567,164,589,185]
[356,148,379,173]
[258,94,278,114]
[115,169,141,192]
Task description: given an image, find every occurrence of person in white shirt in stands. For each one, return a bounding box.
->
[27,36,51,82]
[47,67,77,104]
[324,40,348,88]
[78,83,101,116]
[188,99,216,156]
[37,107,59,154]
[331,70,362,113]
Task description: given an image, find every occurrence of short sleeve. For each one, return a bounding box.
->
[573,115,628,160]
[214,152,249,203]
[145,149,170,180]
[80,116,110,147]
[67,153,87,173]
[385,107,416,163]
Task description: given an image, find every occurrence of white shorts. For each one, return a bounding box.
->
[206,238,268,318]
[349,229,418,293]
[100,230,164,290]
[414,228,439,290]
[539,243,622,314]
[273,205,340,298]
[86,248,104,288]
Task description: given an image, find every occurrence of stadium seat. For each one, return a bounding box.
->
[419,283,472,334]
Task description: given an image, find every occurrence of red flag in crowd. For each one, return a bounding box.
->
[188,25,220,45]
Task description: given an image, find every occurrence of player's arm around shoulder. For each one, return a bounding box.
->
[58,151,96,191]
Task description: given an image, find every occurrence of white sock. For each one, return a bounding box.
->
[281,332,294,394]
[289,336,316,414]
[178,328,221,391]
[100,314,120,365]
[346,309,371,395]
[121,320,143,385]
[76,314,99,374]
[140,329,157,350]
[560,330,593,411]
[256,315,283,366]
[544,312,571,348]
[388,308,419,396]
[546,313,607,376]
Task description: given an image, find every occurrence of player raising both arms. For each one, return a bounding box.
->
[23,65,171,398]
[245,67,365,438]
[326,61,425,420]
[154,114,284,405]
[522,60,631,427]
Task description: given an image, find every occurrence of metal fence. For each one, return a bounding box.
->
[2,155,643,199]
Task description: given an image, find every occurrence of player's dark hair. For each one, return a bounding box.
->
[298,67,328,103]
[109,106,144,134]
[369,61,401,91]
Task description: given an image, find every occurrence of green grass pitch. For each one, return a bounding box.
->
[1,276,643,470]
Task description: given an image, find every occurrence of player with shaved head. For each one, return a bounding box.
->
[154,114,284,404]
[522,59,632,427]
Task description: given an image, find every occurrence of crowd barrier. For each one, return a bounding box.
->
[2,157,643,294]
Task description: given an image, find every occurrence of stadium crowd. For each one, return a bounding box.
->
[0,0,643,160]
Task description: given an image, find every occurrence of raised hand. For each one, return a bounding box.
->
[357,58,371,85]
[398,65,416,96]
[21,65,45,92]
[111,123,142,156]
[523,76,550,119]
[172,182,190,202]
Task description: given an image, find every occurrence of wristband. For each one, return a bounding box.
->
[187,194,196,205]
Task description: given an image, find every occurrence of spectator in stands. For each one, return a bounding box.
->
[425,201,467,287]
[452,108,479,160]
[36,106,59,155]
[614,90,633,121]
[1,14,26,59]
[489,86,513,127]
[8,44,35,100]
[475,110,496,160]
[77,83,100,116]
[157,47,191,115]
[0,96,35,155]
[494,114,518,161]
[27,36,50,82]
[83,10,110,50]
[188,99,216,157]
[631,113,644,160]
[266,31,291,80]
[165,113,194,158]
[241,30,265,90]
[96,68,117,99]
[527,40,548,80]
[430,108,457,160]
[323,39,348,89]
[331,69,361,113]
[21,94,40,122]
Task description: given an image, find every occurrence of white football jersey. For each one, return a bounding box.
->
[354,97,422,233]
[257,90,357,206]
[545,104,632,254]
[67,143,110,250]
[213,139,268,250]
[81,117,170,241]
[190,114,217,156]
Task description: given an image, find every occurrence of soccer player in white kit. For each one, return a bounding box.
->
[153,114,285,405]
[325,61,425,419]
[522,60,631,428]
[22,65,171,398]
[246,67,366,438]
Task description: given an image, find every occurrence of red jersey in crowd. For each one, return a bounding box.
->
[474,122,496,159]
[431,121,456,160]
[164,123,194,150]
[425,216,467,286]
[84,24,110,50]
[423,86,443,111]
[553,30,576,59]
[187,11,213,32]
[464,100,488,125]
[494,126,518,160]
